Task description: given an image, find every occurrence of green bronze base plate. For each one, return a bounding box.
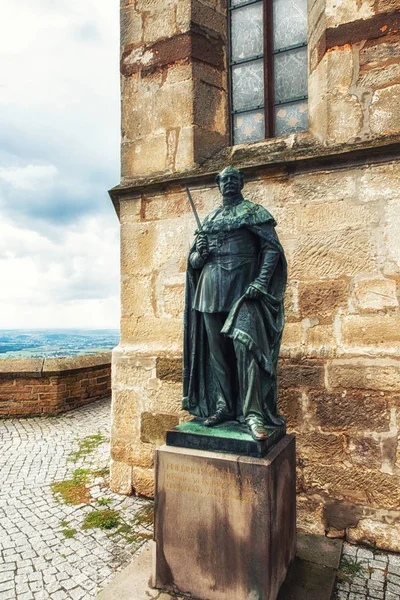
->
[166,418,286,458]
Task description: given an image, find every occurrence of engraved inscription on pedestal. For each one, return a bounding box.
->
[165,459,255,504]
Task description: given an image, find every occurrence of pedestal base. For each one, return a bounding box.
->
[166,418,286,457]
[153,435,296,600]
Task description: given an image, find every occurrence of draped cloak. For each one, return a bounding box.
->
[182,199,288,427]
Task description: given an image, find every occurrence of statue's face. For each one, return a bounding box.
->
[219,172,242,198]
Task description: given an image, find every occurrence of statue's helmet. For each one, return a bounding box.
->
[216,166,244,190]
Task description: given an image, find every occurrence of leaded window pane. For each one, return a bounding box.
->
[232,59,264,112]
[274,46,308,103]
[273,0,307,51]
[233,110,265,144]
[231,2,264,62]
[274,100,308,136]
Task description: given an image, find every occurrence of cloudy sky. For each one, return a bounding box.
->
[0,0,120,329]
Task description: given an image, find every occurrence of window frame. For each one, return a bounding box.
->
[228,0,308,144]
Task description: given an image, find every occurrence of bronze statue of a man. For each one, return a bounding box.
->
[182,167,287,441]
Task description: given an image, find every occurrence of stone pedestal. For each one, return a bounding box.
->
[153,435,296,600]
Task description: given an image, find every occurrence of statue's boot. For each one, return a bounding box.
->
[246,415,269,441]
[204,408,232,427]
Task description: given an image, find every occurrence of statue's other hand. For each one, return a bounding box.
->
[245,284,262,299]
[195,233,209,258]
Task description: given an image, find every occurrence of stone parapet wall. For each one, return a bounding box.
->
[0,354,112,417]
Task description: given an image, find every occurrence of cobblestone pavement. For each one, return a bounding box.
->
[334,542,400,600]
[0,398,152,600]
[2,399,400,600]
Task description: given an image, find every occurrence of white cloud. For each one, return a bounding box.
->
[0,0,121,329]
[0,216,120,328]
[0,164,58,190]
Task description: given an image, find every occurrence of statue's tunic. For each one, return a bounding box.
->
[182,198,287,427]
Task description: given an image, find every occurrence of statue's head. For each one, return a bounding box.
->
[216,166,244,199]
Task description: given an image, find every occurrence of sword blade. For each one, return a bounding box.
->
[185,185,203,232]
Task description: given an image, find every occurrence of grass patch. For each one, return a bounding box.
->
[51,469,91,505]
[92,466,109,478]
[61,528,77,539]
[110,503,154,546]
[82,509,120,531]
[98,497,112,506]
[60,520,69,527]
[113,522,152,545]
[337,558,366,584]
[132,504,154,528]
[68,432,108,463]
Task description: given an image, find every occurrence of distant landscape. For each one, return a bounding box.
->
[0,330,120,359]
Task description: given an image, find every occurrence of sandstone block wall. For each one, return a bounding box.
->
[0,354,111,417]
[111,155,400,551]
[111,0,400,551]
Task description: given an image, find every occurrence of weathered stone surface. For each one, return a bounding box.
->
[112,352,155,388]
[277,389,302,430]
[120,316,182,352]
[385,195,400,274]
[278,361,324,389]
[303,464,400,509]
[359,62,400,90]
[110,459,133,495]
[121,275,155,318]
[345,435,382,469]
[111,435,155,469]
[281,322,303,350]
[120,6,142,47]
[143,190,192,222]
[347,519,400,552]
[341,313,400,353]
[325,0,375,28]
[296,433,345,463]
[326,93,363,144]
[154,438,296,600]
[296,494,325,535]
[370,84,400,136]
[111,389,139,432]
[360,38,400,67]
[292,171,357,205]
[121,136,168,180]
[142,7,177,43]
[147,381,183,414]
[352,276,398,311]
[322,499,361,531]
[291,231,375,279]
[140,412,179,445]
[156,357,182,382]
[297,200,379,234]
[132,466,155,497]
[305,324,336,357]
[160,282,185,318]
[308,389,390,432]
[327,358,400,391]
[299,279,348,322]
[0,358,43,378]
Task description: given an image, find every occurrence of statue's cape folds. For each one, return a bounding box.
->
[182,200,287,425]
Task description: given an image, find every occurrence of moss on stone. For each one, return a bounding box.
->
[82,509,120,530]
[68,432,108,463]
[51,469,91,505]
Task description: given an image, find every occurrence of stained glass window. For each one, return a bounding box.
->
[229,0,308,144]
